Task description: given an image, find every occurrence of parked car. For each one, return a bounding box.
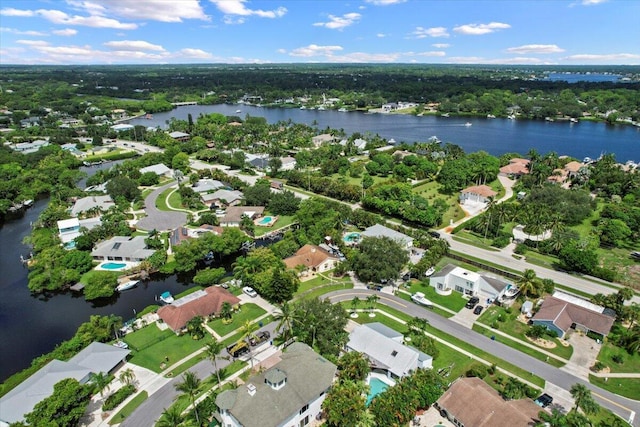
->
[465,296,480,309]
[227,341,250,358]
[249,331,271,346]
[534,393,553,408]
[428,231,441,239]
[473,305,484,315]
[243,286,258,297]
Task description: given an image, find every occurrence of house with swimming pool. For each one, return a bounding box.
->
[215,342,336,427]
[91,236,156,263]
[220,206,265,227]
[361,224,413,249]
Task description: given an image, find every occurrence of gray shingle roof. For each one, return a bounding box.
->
[91,236,156,260]
[361,224,413,247]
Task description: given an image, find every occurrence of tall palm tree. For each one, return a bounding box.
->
[518,269,540,297]
[238,320,259,368]
[174,371,201,425]
[205,339,227,387]
[350,297,361,315]
[274,301,296,344]
[366,294,379,315]
[570,383,599,415]
[156,406,195,427]
[118,368,136,387]
[90,372,111,398]
[536,408,569,427]
[406,316,430,335]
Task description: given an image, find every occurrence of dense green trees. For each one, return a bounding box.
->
[350,236,409,283]
[291,298,348,357]
[24,378,93,427]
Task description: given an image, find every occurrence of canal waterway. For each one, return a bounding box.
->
[131,104,640,163]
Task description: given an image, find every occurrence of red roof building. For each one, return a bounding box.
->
[158,287,240,332]
[499,158,531,177]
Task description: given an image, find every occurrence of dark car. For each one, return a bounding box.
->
[428,231,441,239]
[534,393,553,408]
[465,296,480,309]
[473,305,484,315]
[249,331,271,347]
[227,341,250,358]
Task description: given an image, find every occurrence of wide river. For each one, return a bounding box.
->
[132,104,640,163]
[1,104,639,383]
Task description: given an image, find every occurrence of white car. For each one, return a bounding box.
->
[411,292,433,307]
[243,286,258,298]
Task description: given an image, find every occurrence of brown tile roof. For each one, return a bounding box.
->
[532,296,615,336]
[158,287,240,332]
[436,377,541,427]
[460,185,497,198]
[500,158,531,175]
[221,206,265,224]
[284,244,338,270]
[564,161,583,173]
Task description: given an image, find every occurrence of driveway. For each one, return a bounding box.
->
[135,182,187,232]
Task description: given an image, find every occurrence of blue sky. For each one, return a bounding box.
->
[1,0,638,65]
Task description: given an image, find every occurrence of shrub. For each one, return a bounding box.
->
[612,354,625,364]
[465,363,489,378]
[491,234,511,248]
[102,384,136,411]
[591,361,606,372]
[514,243,527,255]
[591,267,617,282]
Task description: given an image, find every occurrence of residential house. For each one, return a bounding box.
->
[111,109,127,120]
[346,323,432,380]
[202,189,244,208]
[158,287,240,332]
[110,123,134,132]
[532,291,616,339]
[361,224,413,249]
[434,377,542,427]
[284,244,339,276]
[459,185,497,204]
[499,158,531,177]
[169,224,223,247]
[192,179,225,193]
[311,133,335,147]
[547,160,587,185]
[270,180,284,190]
[0,342,129,426]
[70,195,114,217]
[382,102,399,112]
[215,342,336,427]
[11,139,49,154]
[247,156,270,170]
[340,138,368,152]
[429,264,510,301]
[168,131,190,142]
[19,117,41,128]
[279,156,297,171]
[91,236,156,262]
[57,217,102,249]
[139,163,172,177]
[219,206,265,227]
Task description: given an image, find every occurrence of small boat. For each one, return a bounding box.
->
[300,106,306,110]
[338,107,348,112]
[441,113,450,117]
[159,291,175,304]
[22,199,34,207]
[116,280,139,292]
[235,109,241,114]
[570,118,578,123]
[487,114,496,119]
[507,114,516,120]
[317,106,326,111]
[464,122,472,127]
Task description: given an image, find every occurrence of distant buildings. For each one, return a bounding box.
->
[139,163,172,177]
[168,131,190,142]
[70,195,114,217]
[499,158,530,177]
[10,139,49,154]
[219,206,265,227]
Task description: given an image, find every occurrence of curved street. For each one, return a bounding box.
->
[135,181,187,232]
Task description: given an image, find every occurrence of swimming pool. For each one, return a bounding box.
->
[343,232,361,244]
[258,216,275,225]
[99,262,127,270]
[366,377,390,405]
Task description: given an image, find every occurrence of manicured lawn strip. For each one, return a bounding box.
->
[126,331,206,372]
[253,215,296,237]
[451,232,501,252]
[296,274,351,295]
[167,190,183,210]
[297,283,354,301]
[472,324,565,368]
[478,305,573,360]
[589,375,640,401]
[553,284,594,299]
[155,187,173,211]
[167,352,207,377]
[596,330,640,373]
[371,305,545,388]
[207,303,266,337]
[108,391,148,425]
[448,250,522,276]
[395,291,454,318]
[406,280,468,312]
[123,324,173,351]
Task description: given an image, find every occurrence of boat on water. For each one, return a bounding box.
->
[507,114,516,120]
[570,118,578,123]
[464,122,472,127]
[338,107,348,112]
[22,199,34,207]
[116,280,139,292]
[235,109,241,114]
[487,114,496,119]
[159,291,175,304]
[427,135,441,143]
[441,113,450,118]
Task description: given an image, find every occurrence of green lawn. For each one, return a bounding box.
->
[404,280,468,312]
[411,180,465,227]
[589,375,640,401]
[478,305,573,360]
[167,190,183,209]
[124,326,206,372]
[295,273,351,295]
[207,303,266,337]
[395,291,454,318]
[452,231,501,251]
[108,391,148,425]
[297,283,354,301]
[596,329,640,373]
[155,187,173,211]
[253,215,296,237]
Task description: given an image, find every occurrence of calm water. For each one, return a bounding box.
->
[132,104,640,162]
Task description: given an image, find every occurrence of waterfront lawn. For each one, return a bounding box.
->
[108,391,148,425]
[124,326,206,372]
[253,215,295,237]
[207,303,266,337]
[478,305,573,360]
[405,281,468,312]
[123,323,172,351]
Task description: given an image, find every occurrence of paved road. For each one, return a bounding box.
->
[121,323,277,427]
[325,289,639,426]
[135,182,187,231]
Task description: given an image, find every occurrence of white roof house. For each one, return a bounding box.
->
[201,189,244,207]
[429,264,510,301]
[11,139,49,154]
[192,179,225,193]
[0,342,129,425]
[91,236,156,262]
[361,224,413,248]
[110,123,134,132]
[346,323,432,379]
[57,217,102,247]
[70,195,114,217]
[139,163,172,176]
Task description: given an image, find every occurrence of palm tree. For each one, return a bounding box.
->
[350,297,361,315]
[220,302,233,322]
[366,294,379,316]
[483,196,497,242]
[205,339,227,387]
[156,406,195,427]
[119,368,136,387]
[518,269,540,297]
[239,320,259,368]
[570,383,599,415]
[274,301,296,344]
[90,372,111,398]
[536,408,569,427]
[406,316,430,336]
[174,371,201,425]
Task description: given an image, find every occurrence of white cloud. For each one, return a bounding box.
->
[0,8,35,17]
[377,33,387,38]
[176,48,214,59]
[580,0,608,5]
[410,26,449,38]
[210,0,287,20]
[432,43,450,48]
[71,0,209,23]
[52,28,77,36]
[104,40,165,52]
[0,27,47,36]
[506,44,565,54]
[416,51,446,57]
[36,9,137,29]
[16,39,50,46]
[565,53,640,62]
[446,56,546,64]
[289,44,344,57]
[313,13,361,30]
[453,22,511,35]
[364,0,407,5]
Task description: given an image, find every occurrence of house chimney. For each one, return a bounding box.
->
[247,383,256,396]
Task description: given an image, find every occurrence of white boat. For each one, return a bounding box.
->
[570,118,578,123]
[22,199,34,207]
[411,292,434,307]
[235,109,241,114]
[441,113,450,118]
[487,114,496,119]
[507,114,516,120]
[116,280,139,292]
[338,107,348,112]
[464,122,472,127]
[300,106,306,110]
[159,291,174,304]
[424,266,436,277]
[317,106,326,111]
